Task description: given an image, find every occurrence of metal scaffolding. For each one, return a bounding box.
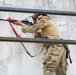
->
[0,37,76,44]
[0,6,76,16]
[0,6,76,44]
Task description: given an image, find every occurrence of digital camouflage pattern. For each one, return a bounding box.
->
[21,15,68,75]
[21,16,60,39]
[43,44,68,75]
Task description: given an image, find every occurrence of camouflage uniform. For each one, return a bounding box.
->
[21,16,68,75]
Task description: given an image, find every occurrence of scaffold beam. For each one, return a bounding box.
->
[0,6,76,16]
[0,37,76,44]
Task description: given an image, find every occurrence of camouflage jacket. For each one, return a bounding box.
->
[21,16,60,39]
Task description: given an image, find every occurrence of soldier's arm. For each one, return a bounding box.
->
[12,20,36,33]
[12,18,53,33]
[21,24,36,33]
[21,18,49,33]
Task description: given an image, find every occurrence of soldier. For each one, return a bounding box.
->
[12,13,68,75]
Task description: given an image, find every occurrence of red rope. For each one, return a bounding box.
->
[9,22,22,38]
[9,22,33,57]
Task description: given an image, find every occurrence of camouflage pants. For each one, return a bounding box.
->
[43,44,68,75]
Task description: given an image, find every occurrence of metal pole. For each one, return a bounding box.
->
[0,6,76,16]
[0,37,76,44]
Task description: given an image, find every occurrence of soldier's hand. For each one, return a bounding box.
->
[13,20,23,26]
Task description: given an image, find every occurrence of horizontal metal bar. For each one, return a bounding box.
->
[0,6,76,16]
[0,37,76,44]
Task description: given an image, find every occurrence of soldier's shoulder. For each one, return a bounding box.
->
[39,17,50,24]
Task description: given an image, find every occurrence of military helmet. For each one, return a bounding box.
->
[32,13,47,20]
